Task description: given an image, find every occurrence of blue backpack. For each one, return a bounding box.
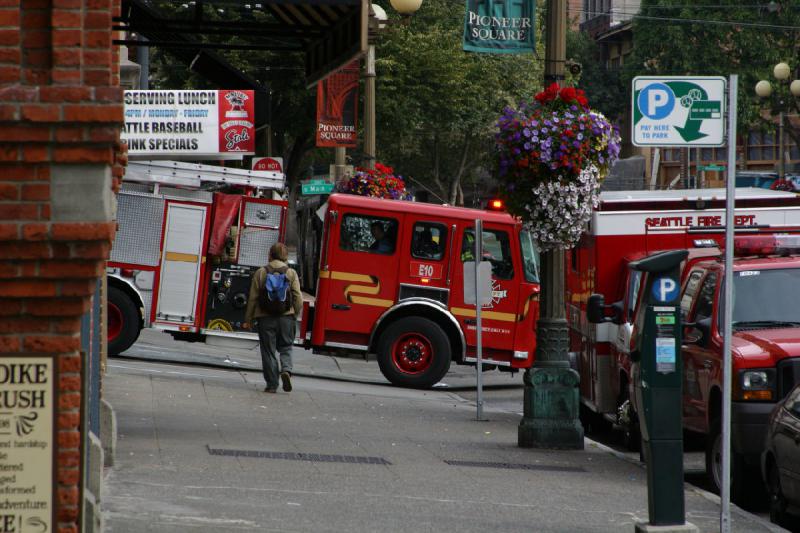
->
[260,265,292,315]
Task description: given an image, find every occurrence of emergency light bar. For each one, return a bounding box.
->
[734,234,800,256]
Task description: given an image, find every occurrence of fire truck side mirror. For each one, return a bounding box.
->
[587,294,618,324]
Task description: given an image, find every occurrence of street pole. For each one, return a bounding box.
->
[474,219,485,421]
[334,147,347,181]
[364,44,377,170]
[779,109,785,179]
[518,0,583,450]
[720,73,738,533]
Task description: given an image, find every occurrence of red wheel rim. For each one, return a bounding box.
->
[391,333,433,375]
[108,302,122,342]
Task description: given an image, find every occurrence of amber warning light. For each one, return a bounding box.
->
[487,199,505,211]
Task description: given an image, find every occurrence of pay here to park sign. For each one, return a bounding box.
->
[632,76,727,147]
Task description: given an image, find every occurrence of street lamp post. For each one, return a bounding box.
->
[363,0,421,170]
[756,62,800,180]
[517,0,584,450]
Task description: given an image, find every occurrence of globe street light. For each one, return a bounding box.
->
[756,63,800,179]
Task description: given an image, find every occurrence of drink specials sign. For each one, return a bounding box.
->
[462,0,537,53]
[0,357,56,533]
[122,90,256,159]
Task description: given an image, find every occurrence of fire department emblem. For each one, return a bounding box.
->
[485,280,507,308]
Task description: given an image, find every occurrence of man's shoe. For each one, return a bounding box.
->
[264,386,277,393]
[280,371,292,392]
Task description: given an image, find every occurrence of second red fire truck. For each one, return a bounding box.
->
[107,160,287,355]
[572,187,800,498]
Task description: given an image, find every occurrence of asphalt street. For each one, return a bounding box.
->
[101,337,786,532]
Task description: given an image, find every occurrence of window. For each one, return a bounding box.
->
[626,270,643,321]
[340,214,398,255]
[462,228,514,280]
[747,130,777,162]
[692,273,717,322]
[520,230,540,283]
[411,222,446,261]
[680,270,704,318]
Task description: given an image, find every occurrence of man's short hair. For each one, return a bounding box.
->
[269,242,288,261]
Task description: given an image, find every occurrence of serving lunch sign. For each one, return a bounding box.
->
[0,357,56,533]
[122,90,256,159]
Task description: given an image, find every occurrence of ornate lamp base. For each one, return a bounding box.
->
[518,318,584,449]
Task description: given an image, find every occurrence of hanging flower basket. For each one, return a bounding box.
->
[495,83,621,250]
[334,162,413,200]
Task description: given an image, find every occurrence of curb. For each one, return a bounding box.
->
[585,438,786,533]
[113,352,524,392]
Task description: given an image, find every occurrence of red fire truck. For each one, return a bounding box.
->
[107,160,287,354]
[568,188,800,451]
[300,193,541,388]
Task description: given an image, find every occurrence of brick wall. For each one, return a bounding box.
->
[0,0,124,530]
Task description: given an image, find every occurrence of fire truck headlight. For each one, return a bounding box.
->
[513,350,528,360]
[737,369,775,401]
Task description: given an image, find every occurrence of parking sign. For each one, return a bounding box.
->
[632,76,726,147]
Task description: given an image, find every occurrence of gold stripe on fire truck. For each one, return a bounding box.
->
[318,270,394,309]
[450,307,517,323]
[165,251,200,263]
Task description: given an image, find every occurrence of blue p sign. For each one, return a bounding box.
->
[638,83,675,120]
[652,276,679,303]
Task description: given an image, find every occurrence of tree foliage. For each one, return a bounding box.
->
[145,2,321,198]
[566,29,626,123]
[374,0,544,204]
[627,0,800,147]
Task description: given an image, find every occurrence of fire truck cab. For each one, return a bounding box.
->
[571,188,800,448]
[304,194,541,388]
[107,160,287,354]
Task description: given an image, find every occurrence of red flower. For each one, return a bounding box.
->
[559,87,577,103]
[518,158,529,168]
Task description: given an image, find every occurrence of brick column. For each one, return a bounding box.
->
[0,0,124,530]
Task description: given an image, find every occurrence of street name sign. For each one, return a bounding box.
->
[698,164,725,172]
[632,76,727,147]
[301,179,334,195]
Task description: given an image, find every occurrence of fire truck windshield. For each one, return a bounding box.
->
[732,268,800,328]
[520,230,540,283]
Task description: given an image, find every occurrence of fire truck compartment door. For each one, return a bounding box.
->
[155,203,209,324]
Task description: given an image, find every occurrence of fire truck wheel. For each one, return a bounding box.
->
[376,317,451,389]
[108,286,141,356]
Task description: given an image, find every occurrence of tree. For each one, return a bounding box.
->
[627,0,800,149]
[566,29,626,123]
[374,0,544,204]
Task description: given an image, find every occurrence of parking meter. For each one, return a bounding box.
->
[629,250,689,530]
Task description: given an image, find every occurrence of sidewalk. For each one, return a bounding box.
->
[102,356,784,533]
[120,328,525,391]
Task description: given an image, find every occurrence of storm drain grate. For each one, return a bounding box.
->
[207,446,391,465]
[445,460,585,473]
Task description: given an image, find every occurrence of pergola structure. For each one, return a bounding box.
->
[114,0,368,90]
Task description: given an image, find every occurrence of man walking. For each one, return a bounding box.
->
[244,242,303,393]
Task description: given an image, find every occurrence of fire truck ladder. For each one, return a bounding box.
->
[125,160,285,191]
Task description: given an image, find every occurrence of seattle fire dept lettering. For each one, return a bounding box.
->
[645,214,756,228]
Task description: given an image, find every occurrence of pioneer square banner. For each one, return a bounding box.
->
[122,90,256,159]
[462,0,536,53]
[316,61,359,148]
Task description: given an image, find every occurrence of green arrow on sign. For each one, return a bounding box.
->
[668,81,712,143]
